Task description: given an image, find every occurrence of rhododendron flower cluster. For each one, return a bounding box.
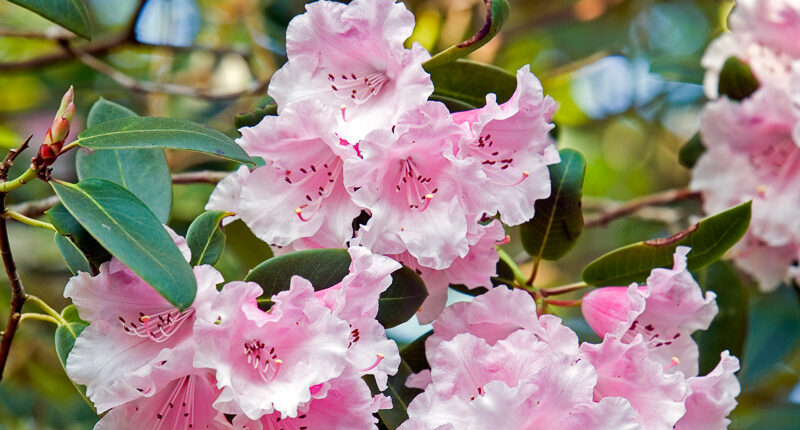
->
[697,0,800,289]
[404,248,740,429]
[66,228,399,429]
[207,0,559,322]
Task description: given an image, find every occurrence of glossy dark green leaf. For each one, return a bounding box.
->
[678,132,706,169]
[54,233,91,275]
[401,331,432,373]
[187,211,233,266]
[224,220,273,269]
[718,56,760,101]
[376,266,428,328]
[51,179,197,310]
[366,361,422,429]
[428,95,478,113]
[450,257,514,295]
[429,59,517,108]
[77,99,172,223]
[47,202,110,268]
[8,0,92,39]
[692,261,748,375]
[733,404,800,430]
[520,149,586,261]
[582,201,751,286]
[423,0,510,69]
[77,117,253,164]
[234,103,278,129]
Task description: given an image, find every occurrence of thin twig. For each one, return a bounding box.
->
[583,187,700,228]
[171,170,230,184]
[0,140,30,381]
[6,195,60,219]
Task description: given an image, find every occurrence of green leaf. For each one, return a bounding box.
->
[401,331,432,373]
[54,318,94,412]
[450,257,515,295]
[520,149,586,261]
[234,103,278,129]
[8,0,92,39]
[429,59,517,109]
[376,266,428,328]
[53,233,91,275]
[60,304,87,325]
[581,201,752,286]
[47,202,110,268]
[423,0,510,70]
[77,98,173,223]
[366,361,422,429]
[678,132,706,169]
[187,211,233,266]
[224,219,273,269]
[733,404,800,430]
[77,117,253,165]
[718,56,760,101]
[692,261,748,375]
[51,179,197,310]
[245,249,427,328]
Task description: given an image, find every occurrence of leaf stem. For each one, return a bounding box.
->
[497,248,528,287]
[544,298,582,307]
[24,294,67,326]
[3,210,56,231]
[19,313,60,325]
[540,281,589,297]
[0,168,38,193]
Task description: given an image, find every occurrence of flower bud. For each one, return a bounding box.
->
[33,86,75,170]
[580,286,638,338]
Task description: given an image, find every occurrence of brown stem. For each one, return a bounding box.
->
[0,140,31,381]
[583,187,700,228]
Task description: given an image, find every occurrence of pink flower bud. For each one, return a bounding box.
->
[580,286,637,338]
[54,86,74,121]
[49,117,71,146]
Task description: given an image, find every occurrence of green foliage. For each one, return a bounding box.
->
[678,132,706,169]
[423,0,510,70]
[582,201,751,286]
[692,260,748,375]
[77,117,253,164]
[520,149,586,262]
[47,202,110,268]
[400,331,432,373]
[7,0,92,39]
[366,361,422,429]
[429,59,516,109]
[51,179,197,310]
[234,103,278,129]
[718,57,760,101]
[53,233,91,275]
[77,99,172,223]
[186,211,233,266]
[245,249,427,328]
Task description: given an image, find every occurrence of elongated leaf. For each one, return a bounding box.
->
[423,0,510,70]
[224,220,273,269]
[47,202,110,268]
[520,149,586,261]
[54,317,93,412]
[77,117,253,164]
[51,179,197,309]
[733,404,800,430]
[678,132,706,169]
[450,257,514,295]
[401,331,432,373]
[234,103,278,129]
[60,304,87,325]
[429,59,517,109]
[692,261,748,375]
[376,267,428,328]
[54,233,91,275]
[78,99,172,222]
[365,361,422,429]
[582,201,751,286]
[8,0,92,39]
[245,249,427,328]
[187,211,233,266]
[718,57,760,101]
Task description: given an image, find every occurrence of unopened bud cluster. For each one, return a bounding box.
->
[32,86,74,171]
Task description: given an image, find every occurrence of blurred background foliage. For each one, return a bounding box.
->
[0,0,797,428]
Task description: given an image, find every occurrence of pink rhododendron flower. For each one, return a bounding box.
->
[692,86,800,289]
[268,0,433,142]
[207,101,361,248]
[65,229,223,412]
[674,351,741,430]
[193,279,351,419]
[94,349,230,430]
[581,247,718,375]
[452,65,560,225]
[314,246,402,388]
[344,101,482,270]
[232,370,386,430]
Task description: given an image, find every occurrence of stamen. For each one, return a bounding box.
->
[340,105,347,122]
[665,356,680,370]
[360,354,385,372]
[120,308,195,343]
[296,207,309,222]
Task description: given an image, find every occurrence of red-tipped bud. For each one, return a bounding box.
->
[33,86,76,170]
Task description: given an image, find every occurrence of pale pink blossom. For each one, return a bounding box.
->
[232,370,386,430]
[314,246,402,389]
[581,247,718,375]
[207,101,361,248]
[344,102,482,270]
[451,65,560,225]
[675,352,741,430]
[65,230,223,412]
[580,334,689,430]
[268,0,433,142]
[193,278,351,419]
[728,0,800,58]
